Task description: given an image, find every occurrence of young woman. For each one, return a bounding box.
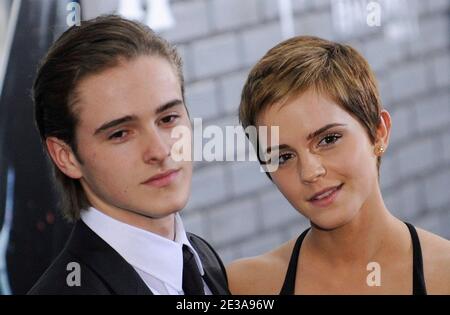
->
[227,36,450,295]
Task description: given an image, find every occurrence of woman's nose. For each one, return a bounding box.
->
[299,152,326,183]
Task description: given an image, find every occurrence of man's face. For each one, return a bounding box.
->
[70,55,192,222]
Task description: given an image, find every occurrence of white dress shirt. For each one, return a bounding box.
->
[81,207,212,295]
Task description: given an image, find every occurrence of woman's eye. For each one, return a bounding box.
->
[318,134,342,147]
[160,114,180,124]
[108,130,128,140]
[278,152,294,165]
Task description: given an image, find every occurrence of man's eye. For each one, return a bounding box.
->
[108,130,128,140]
[160,114,180,124]
[318,134,342,147]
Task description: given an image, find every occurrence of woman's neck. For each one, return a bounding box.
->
[306,188,405,266]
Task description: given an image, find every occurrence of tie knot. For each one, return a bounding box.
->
[182,244,205,295]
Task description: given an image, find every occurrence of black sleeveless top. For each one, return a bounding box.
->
[279,222,427,295]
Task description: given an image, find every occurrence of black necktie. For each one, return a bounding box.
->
[182,244,205,295]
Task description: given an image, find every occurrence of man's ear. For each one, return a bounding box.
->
[375,110,392,151]
[45,137,83,179]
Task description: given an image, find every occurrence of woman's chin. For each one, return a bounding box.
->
[309,212,357,231]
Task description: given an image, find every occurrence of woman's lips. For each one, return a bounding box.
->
[308,184,343,208]
[142,169,180,188]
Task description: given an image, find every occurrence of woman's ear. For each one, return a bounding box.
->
[375,110,392,152]
[45,137,83,179]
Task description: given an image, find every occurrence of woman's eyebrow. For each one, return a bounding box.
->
[306,123,347,141]
[267,123,347,153]
[266,144,289,155]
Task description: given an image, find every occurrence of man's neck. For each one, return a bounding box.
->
[89,206,177,240]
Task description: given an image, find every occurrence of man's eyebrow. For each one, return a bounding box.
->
[155,99,184,115]
[93,115,137,136]
[306,123,347,141]
[92,100,184,136]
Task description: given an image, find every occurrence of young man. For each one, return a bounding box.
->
[28,15,229,295]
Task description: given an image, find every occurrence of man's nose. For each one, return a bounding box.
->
[142,128,171,164]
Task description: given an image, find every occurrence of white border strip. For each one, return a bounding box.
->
[0,0,22,99]
[0,166,15,295]
[278,0,295,39]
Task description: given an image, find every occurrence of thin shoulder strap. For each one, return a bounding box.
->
[404,222,427,295]
[279,227,310,295]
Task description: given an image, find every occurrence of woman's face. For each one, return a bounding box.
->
[258,89,390,230]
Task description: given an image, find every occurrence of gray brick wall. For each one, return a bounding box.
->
[191,33,241,79]
[240,22,283,67]
[210,0,260,31]
[162,0,210,43]
[185,79,219,120]
[82,0,450,263]
[170,0,450,264]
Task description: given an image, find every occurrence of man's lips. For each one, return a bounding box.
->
[142,169,180,187]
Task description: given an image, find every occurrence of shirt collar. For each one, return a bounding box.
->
[80,207,204,292]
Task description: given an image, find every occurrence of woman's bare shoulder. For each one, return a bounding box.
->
[226,239,296,295]
[416,227,450,294]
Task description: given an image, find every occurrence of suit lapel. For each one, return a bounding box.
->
[188,234,230,295]
[66,221,229,295]
[67,221,153,295]
[202,264,230,295]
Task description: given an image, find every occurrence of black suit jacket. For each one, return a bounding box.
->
[28,220,230,295]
